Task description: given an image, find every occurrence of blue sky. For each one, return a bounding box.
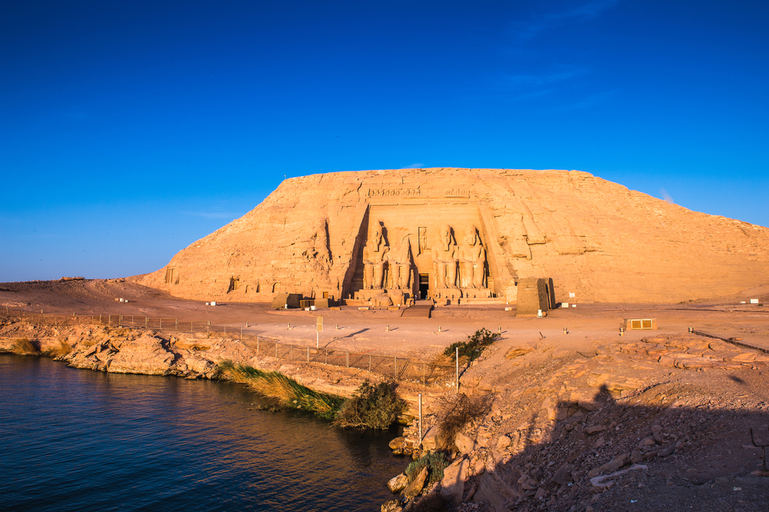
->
[1,0,767,282]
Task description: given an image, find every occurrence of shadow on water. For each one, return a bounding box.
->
[0,355,406,512]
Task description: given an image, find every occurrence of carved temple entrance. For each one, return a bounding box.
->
[345,204,496,306]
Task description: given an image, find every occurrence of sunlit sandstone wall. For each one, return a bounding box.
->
[137,168,769,303]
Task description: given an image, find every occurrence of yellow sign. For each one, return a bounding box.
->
[316,316,323,332]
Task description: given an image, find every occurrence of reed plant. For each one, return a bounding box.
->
[219,361,345,420]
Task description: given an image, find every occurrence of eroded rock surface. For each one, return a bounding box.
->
[138,168,769,304]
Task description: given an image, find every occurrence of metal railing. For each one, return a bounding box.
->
[1,307,455,386]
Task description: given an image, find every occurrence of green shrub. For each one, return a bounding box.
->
[335,380,406,429]
[443,327,499,363]
[405,451,450,487]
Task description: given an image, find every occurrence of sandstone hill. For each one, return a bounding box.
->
[137,168,769,304]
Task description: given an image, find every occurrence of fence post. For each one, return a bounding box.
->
[275,342,278,359]
[325,349,328,365]
[256,336,260,357]
[191,322,193,333]
[240,327,243,341]
[145,316,148,328]
[307,346,310,362]
[160,319,162,329]
[456,347,459,390]
[418,393,423,443]
[99,315,102,324]
[175,318,178,331]
[346,351,349,368]
[369,354,372,372]
[394,356,397,378]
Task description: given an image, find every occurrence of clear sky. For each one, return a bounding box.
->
[1,0,767,282]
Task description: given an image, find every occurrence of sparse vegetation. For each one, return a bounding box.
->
[335,380,406,429]
[405,451,450,487]
[443,327,499,363]
[219,363,406,429]
[219,361,345,420]
[11,338,39,355]
[437,393,493,450]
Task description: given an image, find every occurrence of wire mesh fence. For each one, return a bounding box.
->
[1,307,455,386]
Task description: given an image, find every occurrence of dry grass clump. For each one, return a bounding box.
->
[11,338,40,355]
[44,340,72,358]
[437,393,494,450]
[219,361,345,420]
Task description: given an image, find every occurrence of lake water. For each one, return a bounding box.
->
[0,354,406,511]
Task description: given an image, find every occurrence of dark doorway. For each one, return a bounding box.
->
[419,274,430,300]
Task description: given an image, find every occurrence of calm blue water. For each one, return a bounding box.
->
[0,355,405,511]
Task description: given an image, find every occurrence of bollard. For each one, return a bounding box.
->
[438,326,441,333]
[386,324,389,332]
[498,327,501,334]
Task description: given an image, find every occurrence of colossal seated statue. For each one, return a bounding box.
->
[458,224,486,289]
[389,232,413,290]
[432,225,459,289]
[362,222,389,289]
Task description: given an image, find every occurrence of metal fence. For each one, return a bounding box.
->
[0,308,455,386]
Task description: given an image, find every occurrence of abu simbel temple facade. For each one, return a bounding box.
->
[139,168,769,305]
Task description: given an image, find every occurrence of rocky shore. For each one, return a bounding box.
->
[3,316,769,511]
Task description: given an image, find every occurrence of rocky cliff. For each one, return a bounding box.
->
[138,168,769,303]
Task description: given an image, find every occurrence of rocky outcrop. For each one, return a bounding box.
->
[138,168,769,304]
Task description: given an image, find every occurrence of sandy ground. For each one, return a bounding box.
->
[2,278,769,511]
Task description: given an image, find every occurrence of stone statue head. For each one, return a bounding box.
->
[464,225,478,246]
[441,225,453,249]
[370,221,383,248]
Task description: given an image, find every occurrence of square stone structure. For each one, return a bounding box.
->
[516,278,554,317]
[139,168,769,306]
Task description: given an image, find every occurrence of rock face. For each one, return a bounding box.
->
[138,168,769,303]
